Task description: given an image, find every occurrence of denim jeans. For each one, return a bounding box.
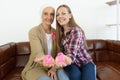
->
[64,62,96,80]
[37,69,69,80]
[57,68,69,80]
[37,76,51,80]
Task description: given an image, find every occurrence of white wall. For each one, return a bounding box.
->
[0,0,119,45]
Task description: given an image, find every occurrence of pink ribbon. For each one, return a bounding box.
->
[51,32,56,40]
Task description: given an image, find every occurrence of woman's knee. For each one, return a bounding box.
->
[70,71,81,80]
[57,69,69,80]
[81,62,96,80]
[64,64,81,80]
[37,76,51,80]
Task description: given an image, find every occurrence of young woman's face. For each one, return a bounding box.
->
[56,7,71,27]
[42,7,54,26]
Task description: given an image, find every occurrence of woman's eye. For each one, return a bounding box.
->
[62,13,66,15]
[50,13,54,16]
[44,12,47,15]
[56,14,59,17]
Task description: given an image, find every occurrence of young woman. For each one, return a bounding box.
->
[21,6,69,80]
[56,4,96,80]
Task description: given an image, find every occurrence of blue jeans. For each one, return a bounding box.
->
[37,69,69,80]
[64,62,96,80]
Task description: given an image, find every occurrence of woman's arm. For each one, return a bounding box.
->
[29,29,45,59]
[66,28,84,62]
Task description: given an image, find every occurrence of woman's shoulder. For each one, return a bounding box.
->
[70,27,83,33]
[28,24,42,35]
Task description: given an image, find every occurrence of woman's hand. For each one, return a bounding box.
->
[34,55,55,68]
[34,56,45,64]
[48,67,57,80]
[64,55,72,65]
[55,52,72,68]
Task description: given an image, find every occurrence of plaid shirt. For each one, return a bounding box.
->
[61,27,93,67]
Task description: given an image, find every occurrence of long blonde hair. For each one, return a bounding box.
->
[56,4,88,49]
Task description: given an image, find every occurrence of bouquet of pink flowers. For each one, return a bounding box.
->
[34,52,72,67]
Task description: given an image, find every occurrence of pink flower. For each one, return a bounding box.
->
[51,32,56,40]
[55,52,65,63]
[45,55,53,63]
[55,52,72,67]
[43,54,54,67]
